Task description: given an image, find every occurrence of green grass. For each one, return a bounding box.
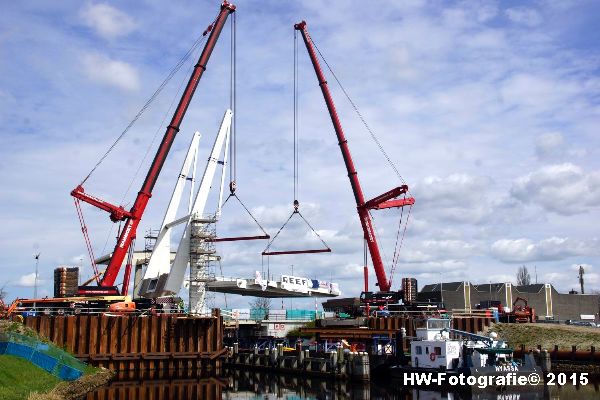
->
[0,355,60,400]
[489,323,600,350]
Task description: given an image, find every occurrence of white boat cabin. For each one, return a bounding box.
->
[411,318,508,370]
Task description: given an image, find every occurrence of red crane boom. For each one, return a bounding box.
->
[294,21,414,293]
[72,1,236,295]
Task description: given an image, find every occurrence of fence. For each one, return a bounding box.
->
[222,308,322,322]
[0,332,86,380]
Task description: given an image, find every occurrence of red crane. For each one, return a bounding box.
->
[294,21,414,293]
[72,1,236,296]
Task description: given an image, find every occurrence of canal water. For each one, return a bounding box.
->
[87,369,600,399]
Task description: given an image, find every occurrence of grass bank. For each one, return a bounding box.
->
[0,355,60,400]
[28,368,113,400]
[0,354,112,400]
[489,323,600,350]
[1,320,113,399]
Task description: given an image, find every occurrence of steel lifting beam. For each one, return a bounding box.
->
[262,248,331,256]
[208,234,270,243]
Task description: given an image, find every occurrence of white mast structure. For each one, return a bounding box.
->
[139,110,232,314]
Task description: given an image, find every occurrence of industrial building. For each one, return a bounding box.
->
[418,281,600,322]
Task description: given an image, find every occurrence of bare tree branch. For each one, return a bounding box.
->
[516,265,531,286]
[249,297,271,310]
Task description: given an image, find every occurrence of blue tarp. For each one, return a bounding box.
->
[0,332,85,381]
[58,364,83,381]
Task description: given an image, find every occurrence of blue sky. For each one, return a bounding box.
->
[1,1,599,309]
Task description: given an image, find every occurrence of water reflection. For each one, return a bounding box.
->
[224,369,600,400]
[87,369,600,399]
[224,368,370,399]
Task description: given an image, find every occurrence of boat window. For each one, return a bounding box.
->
[427,319,450,330]
[434,346,442,355]
[426,347,429,354]
[416,346,422,355]
[414,319,427,329]
[148,279,158,291]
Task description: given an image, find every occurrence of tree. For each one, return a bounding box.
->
[0,284,7,311]
[0,283,6,302]
[516,265,531,286]
[249,297,271,310]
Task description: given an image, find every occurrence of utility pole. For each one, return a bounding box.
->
[79,257,83,286]
[33,253,40,298]
[440,273,444,306]
[290,265,294,309]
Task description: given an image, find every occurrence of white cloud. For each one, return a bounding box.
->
[70,255,86,264]
[535,132,565,160]
[491,237,599,263]
[401,240,476,263]
[404,260,468,277]
[16,273,42,287]
[416,174,492,206]
[540,264,599,290]
[571,263,592,272]
[511,163,600,215]
[500,74,578,111]
[82,53,140,91]
[534,132,585,161]
[505,7,543,27]
[412,173,495,224]
[80,3,136,40]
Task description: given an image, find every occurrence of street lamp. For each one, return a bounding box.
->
[33,253,40,299]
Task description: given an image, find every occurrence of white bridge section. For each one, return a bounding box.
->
[204,272,341,298]
[139,109,232,306]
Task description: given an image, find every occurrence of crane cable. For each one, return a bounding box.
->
[261,30,331,256]
[107,30,212,255]
[262,208,330,255]
[79,12,220,186]
[308,36,411,196]
[217,14,270,241]
[391,197,406,268]
[229,11,237,187]
[120,46,201,206]
[390,199,413,285]
[308,34,415,286]
[293,28,299,204]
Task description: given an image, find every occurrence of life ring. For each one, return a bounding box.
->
[430,352,436,362]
